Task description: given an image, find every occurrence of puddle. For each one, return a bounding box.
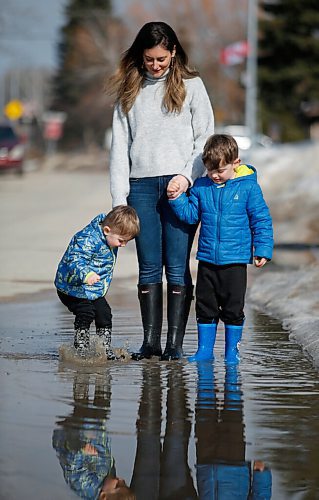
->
[1,285,319,499]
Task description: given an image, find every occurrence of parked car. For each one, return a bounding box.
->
[215,125,273,151]
[0,123,25,175]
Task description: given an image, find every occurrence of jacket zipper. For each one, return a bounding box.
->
[215,184,225,263]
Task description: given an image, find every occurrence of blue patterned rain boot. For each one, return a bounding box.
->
[224,324,243,364]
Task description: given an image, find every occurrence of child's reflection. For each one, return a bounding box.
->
[52,369,135,499]
[130,364,197,500]
[195,362,272,499]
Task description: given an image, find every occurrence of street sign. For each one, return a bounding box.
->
[44,121,63,141]
[220,41,249,66]
[42,111,67,141]
[4,100,24,121]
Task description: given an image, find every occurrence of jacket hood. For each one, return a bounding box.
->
[89,213,107,238]
[206,164,257,187]
[235,164,255,178]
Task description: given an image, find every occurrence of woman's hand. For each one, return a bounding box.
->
[167,175,190,199]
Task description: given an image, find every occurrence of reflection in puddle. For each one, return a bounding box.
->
[1,292,319,498]
[52,361,272,499]
[131,364,197,499]
[195,362,271,499]
[52,369,135,499]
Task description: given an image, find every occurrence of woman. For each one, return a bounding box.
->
[107,21,214,360]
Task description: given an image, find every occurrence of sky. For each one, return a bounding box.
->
[0,0,68,75]
[0,0,130,76]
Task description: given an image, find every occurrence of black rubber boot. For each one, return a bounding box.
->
[161,284,188,361]
[131,283,163,360]
[183,284,194,331]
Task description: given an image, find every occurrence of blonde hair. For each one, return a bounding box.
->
[202,134,239,170]
[102,205,140,239]
[106,22,199,114]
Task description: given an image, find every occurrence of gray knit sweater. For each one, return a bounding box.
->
[109,72,215,207]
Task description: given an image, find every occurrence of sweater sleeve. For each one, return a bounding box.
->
[109,103,132,207]
[179,78,215,185]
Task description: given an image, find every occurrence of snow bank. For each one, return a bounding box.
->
[247,141,319,368]
[248,265,319,368]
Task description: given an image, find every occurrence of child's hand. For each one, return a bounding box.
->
[167,175,189,199]
[167,179,181,198]
[253,460,266,471]
[86,272,101,285]
[82,443,98,455]
[254,257,268,268]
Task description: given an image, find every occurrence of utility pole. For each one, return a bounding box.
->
[245,0,258,146]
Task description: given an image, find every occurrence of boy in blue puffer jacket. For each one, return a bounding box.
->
[55,205,139,358]
[168,134,273,363]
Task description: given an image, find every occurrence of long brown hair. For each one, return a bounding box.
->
[106,22,199,114]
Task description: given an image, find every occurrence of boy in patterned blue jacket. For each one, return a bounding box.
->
[55,205,139,358]
[168,134,273,363]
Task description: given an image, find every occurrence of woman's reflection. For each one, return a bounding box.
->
[131,364,197,500]
[52,369,135,499]
[195,362,272,499]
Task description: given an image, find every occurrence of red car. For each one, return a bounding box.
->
[0,124,25,174]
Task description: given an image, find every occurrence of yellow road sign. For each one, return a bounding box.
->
[4,100,24,120]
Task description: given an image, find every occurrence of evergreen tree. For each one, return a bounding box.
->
[53,0,124,147]
[258,0,319,141]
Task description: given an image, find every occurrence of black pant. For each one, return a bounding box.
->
[57,291,112,330]
[195,261,246,325]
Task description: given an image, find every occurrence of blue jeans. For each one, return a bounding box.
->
[128,176,196,285]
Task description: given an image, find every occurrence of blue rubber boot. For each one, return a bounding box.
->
[188,322,217,362]
[224,324,243,364]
